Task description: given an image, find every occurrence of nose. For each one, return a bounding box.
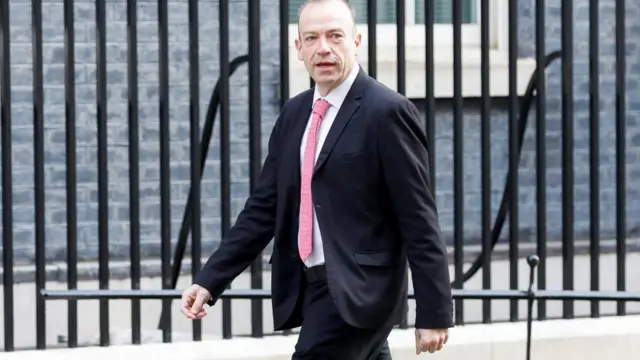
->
[317,37,331,55]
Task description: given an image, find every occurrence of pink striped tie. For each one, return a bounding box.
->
[298,98,331,262]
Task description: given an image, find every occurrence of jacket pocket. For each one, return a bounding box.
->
[354,251,397,267]
[338,151,366,162]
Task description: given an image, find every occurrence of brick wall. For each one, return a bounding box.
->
[1,0,639,266]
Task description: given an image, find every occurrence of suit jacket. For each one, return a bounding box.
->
[194,66,454,331]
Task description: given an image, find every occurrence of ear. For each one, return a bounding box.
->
[354,32,362,49]
[294,38,304,61]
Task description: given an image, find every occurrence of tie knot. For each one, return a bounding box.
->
[312,98,331,118]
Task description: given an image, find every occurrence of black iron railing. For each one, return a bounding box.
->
[0,0,635,354]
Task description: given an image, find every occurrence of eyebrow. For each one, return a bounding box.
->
[301,28,345,36]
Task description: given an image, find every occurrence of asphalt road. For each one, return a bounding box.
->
[1,252,639,350]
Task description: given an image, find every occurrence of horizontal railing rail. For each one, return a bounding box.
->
[39,288,640,303]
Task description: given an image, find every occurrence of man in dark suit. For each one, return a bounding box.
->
[180,0,454,358]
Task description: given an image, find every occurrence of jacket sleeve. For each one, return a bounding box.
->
[377,98,454,329]
[194,114,282,304]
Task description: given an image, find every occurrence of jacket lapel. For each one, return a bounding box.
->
[314,68,368,173]
[290,91,314,186]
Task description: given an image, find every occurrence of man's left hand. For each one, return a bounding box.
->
[415,328,449,354]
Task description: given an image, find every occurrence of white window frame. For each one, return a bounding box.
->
[287,0,537,99]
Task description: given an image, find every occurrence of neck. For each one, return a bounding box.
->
[316,63,356,97]
[316,84,336,97]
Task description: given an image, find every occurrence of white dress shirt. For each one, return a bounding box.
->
[298,64,361,268]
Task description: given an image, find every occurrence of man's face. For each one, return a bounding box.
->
[295,1,361,92]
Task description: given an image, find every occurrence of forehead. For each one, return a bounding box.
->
[298,1,354,34]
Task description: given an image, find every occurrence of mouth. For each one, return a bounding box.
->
[315,61,336,69]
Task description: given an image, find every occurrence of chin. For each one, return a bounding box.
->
[313,73,338,82]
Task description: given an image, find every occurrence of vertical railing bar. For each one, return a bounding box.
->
[452,0,464,326]
[534,0,547,321]
[279,0,291,336]
[508,0,520,323]
[424,0,435,192]
[615,0,626,316]
[96,0,110,346]
[158,0,172,343]
[0,0,14,352]
[188,0,203,341]
[396,0,406,95]
[127,0,142,345]
[219,0,233,340]
[480,0,492,324]
[248,0,264,338]
[158,0,205,324]
[588,0,600,319]
[31,0,47,349]
[367,0,377,78]
[396,0,408,329]
[63,0,78,348]
[561,0,575,319]
[279,0,290,106]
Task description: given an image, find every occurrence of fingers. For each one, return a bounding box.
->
[180,286,209,320]
[188,307,208,319]
[191,292,208,314]
[422,338,438,354]
[416,329,449,355]
[180,288,195,317]
[433,334,445,352]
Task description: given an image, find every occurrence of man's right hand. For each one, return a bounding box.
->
[180,284,211,320]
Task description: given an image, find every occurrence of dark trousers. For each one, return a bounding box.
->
[292,266,394,360]
[375,340,393,360]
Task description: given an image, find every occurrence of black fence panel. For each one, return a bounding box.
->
[63,0,78,347]
[1,0,14,352]
[0,0,638,354]
[614,0,627,317]
[534,0,547,321]
[126,0,141,345]
[31,0,46,349]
